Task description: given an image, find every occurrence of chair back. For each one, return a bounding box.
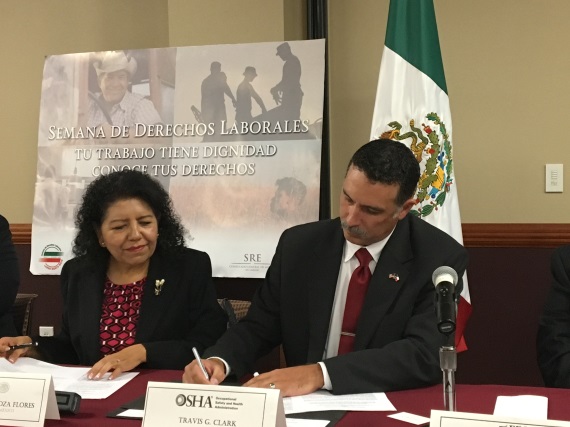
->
[218,299,251,327]
[10,293,39,336]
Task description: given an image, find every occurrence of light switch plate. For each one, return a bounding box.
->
[546,164,563,192]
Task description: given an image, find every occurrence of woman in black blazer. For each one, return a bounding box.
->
[0,170,227,379]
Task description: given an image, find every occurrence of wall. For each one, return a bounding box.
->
[456,247,554,386]
[2,1,570,222]
[167,0,304,46]
[327,0,570,221]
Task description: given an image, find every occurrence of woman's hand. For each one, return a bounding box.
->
[87,344,147,380]
[0,336,34,363]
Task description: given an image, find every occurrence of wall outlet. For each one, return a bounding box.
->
[39,326,54,337]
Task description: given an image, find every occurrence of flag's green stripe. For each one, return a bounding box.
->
[385,0,447,94]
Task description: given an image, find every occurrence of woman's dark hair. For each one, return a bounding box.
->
[73,170,186,262]
[348,138,420,206]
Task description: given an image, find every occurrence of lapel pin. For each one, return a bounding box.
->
[388,273,400,282]
[154,279,165,296]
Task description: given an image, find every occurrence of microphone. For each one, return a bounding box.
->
[432,266,458,335]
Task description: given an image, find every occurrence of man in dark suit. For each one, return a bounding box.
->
[183,138,468,396]
[0,214,19,336]
[538,245,570,387]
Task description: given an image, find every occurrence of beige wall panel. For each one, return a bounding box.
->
[168,0,287,46]
[0,0,168,222]
[328,0,388,217]
[284,0,307,41]
[328,0,570,222]
[438,1,570,223]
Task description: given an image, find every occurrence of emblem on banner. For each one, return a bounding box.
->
[380,113,454,219]
[39,244,64,270]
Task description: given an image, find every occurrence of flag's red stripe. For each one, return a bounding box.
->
[455,296,473,352]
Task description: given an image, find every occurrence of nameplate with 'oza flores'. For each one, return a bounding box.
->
[0,372,60,427]
[142,382,286,427]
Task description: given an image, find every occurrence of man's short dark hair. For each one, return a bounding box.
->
[347,138,420,206]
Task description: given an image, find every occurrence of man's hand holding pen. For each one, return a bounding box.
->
[0,335,37,363]
[183,357,226,385]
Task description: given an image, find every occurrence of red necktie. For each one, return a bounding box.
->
[338,248,373,355]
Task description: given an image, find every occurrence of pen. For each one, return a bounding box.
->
[7,342,38,351]
[192,347,210,380]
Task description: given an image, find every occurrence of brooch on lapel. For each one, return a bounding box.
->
[388,273,400,282]
[154,279,165,295]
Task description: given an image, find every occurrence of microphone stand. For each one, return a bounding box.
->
[439,335,456,412]
[433,267,459,412]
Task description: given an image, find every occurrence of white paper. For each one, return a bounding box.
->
[117,409,145,418]
[283,390,395,414]
[0,358,138,399]
[431,409,570,427]
[388,411,430,425]
[494,395,548,420]
[286,419,329,427]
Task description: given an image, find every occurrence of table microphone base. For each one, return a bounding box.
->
[439,345,456,412]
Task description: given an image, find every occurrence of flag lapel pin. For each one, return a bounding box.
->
[388,273,400,282]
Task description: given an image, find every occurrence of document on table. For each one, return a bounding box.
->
[494,395,548,420]
[0,357,138,399]
[283,390,396,414]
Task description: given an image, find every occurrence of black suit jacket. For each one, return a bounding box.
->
[538,245,570,387]
[0,214,19,336]
[36,248,227,369]
[205,215,468,394]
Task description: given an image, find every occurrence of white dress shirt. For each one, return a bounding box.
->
[318,229,395,389]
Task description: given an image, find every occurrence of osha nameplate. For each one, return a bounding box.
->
[142,382,286,427]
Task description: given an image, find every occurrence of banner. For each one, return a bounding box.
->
[31,40,326,277]
[370,1,471,350]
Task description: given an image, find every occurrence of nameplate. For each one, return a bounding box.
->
[0,373,59,427]
[431,410,570,426]
[142,382,286,427]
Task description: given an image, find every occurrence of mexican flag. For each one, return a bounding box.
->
[370,0,471,351]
